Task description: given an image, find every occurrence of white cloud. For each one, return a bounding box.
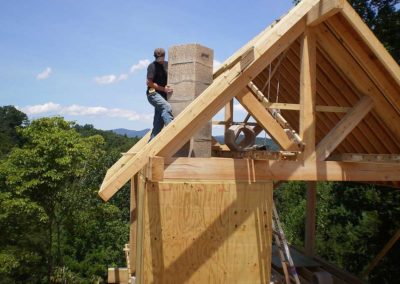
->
[20,102,151,122]
[234,103,245,112]
[130,59,150,73]
[118,73,128,81]
[94,58,149,85]
[213,60,222,72]
[21,102,61,114]
[61,105,108,116]
[94,74,128,85]
[37,67,52,80]
[94,75,118,85]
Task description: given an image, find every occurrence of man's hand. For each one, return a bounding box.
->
[165,85,173,94]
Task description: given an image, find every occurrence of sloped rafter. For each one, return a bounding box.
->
[316,96,374,161]
[340,1,400,87]
[288,32,399,155]
[315,50,390,153]
[236,88,297,150]
[98,0,331,201]
[315,24,400,144]
[315,54,379,153]
[247,81,304,147]
[326,15,400,114]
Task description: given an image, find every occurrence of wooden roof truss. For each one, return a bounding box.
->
[99,0,400,201]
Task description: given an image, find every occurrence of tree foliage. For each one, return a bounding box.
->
[0,114,138,283]
[275,182,400,283]
[0,106,28,157]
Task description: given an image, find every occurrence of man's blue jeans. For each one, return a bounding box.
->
[147,92,174,141]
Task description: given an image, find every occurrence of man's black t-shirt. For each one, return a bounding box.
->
[147,61,168,100]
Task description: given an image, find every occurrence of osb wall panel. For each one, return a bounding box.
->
[142,181,273,283]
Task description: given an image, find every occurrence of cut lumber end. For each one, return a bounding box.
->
[146,156,164,182]
[98,187,112,202]
[307,0,345,27]
[108,268,129,284]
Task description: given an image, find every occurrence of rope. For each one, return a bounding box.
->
[267,63,272,102]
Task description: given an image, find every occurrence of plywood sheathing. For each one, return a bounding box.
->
[141,181,273,283]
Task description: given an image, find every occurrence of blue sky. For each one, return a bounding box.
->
[0,0,294,131]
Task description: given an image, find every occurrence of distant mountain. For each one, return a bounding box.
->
[111,129,279,150]
[112,128,150,138]
[214,135,279,151]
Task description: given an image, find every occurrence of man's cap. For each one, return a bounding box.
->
[154,48,165,62]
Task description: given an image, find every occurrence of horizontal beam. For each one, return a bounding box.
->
[163,157,400,182]
[328,153,400,163]
[213,150,298,161]
[316,105,350,113]
[231,102,350,113]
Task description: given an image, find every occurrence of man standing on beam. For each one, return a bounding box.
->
[146,48,174,141]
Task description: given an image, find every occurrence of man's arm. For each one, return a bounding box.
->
[147,79,173,94]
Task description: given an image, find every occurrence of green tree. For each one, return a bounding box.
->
[0,111,142,282]
[1,117,105,283]
[0,192,48,283]
[0,106,28,156]
[275,181,400,283]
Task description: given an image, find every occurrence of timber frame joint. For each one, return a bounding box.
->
[146,156,164,182]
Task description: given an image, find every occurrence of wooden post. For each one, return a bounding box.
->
[129,176,138,275]
[146,156,164,182]
[305,181,317,256]
[135,172,146,284]
[224,99,234,135]
[299,28,317,161]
